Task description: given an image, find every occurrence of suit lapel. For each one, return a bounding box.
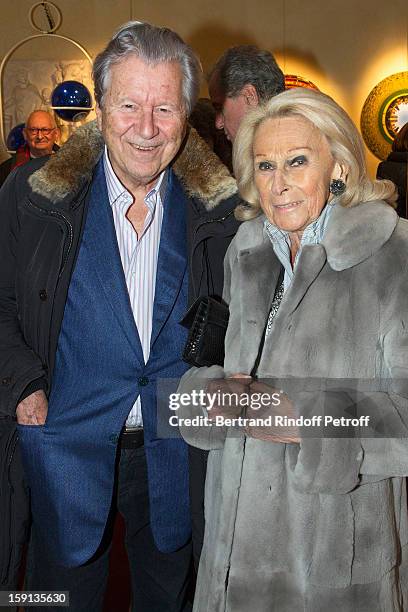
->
[150,171,187,349]
[84,160,144,364]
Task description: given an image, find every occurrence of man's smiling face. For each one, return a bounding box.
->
[96,54,187,194]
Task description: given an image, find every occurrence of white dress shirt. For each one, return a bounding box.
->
[103,147,166,427]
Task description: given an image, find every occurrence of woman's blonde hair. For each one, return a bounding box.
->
[233,88,397,221]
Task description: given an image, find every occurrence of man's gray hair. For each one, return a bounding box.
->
[93,21,202,115]
[209,45,285,102]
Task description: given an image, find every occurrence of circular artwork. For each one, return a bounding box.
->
[285,75,318,91]
[29,1,62,34]
[51,80,93,122]
[360,71,408,160]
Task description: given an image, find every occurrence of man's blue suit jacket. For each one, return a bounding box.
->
[18,160,191,566]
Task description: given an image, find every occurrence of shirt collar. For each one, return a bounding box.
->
[264,201,336,291]
[103,145,167,207]
[264,201,336,249]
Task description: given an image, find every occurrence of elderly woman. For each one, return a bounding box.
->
[177,88,408,611]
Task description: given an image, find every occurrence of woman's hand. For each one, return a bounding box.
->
[245,380,300,444]
[205,373,252,419]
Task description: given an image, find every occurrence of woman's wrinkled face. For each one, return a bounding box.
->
[253,115,337,235]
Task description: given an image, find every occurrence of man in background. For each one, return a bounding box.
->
[0,110,59,186]
[208,45,285,142]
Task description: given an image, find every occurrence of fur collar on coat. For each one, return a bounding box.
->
[28,120,238,210]
[237,199,399,272]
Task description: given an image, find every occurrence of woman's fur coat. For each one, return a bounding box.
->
[179,200,408,611]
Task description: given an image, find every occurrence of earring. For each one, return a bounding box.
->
[329,178,346,195]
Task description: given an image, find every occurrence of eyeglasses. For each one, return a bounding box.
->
[26,127,56,136]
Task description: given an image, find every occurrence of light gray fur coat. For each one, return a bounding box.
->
[178,200,408,611]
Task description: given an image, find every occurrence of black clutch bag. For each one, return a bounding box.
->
[180,297,229,367]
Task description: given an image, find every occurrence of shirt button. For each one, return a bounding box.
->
[138,376,149,386]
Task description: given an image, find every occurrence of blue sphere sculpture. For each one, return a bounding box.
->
[6,123,26,151]
[51,80,92,122]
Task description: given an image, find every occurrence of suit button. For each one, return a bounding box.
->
[109,433,119,444]
[39,289,48,301]
[138,376,149,386]
[2,377,11,385]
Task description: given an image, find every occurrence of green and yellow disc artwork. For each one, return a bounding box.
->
[360,71,408,160]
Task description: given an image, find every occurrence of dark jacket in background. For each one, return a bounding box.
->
[0,144,60,189]
[0,416,28,590]
[0,156,13,188]
[377,152,408,218]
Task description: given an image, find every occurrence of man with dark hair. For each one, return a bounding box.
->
[0,21,240,611]
[209,45,285,142]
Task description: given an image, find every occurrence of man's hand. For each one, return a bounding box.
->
[245,380,300,444]
[16,390,48,425]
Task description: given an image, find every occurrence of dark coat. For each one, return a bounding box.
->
[0,121,240,415]
[0,121,241,574]
[377,152,408,218]
[0,144,60,189]
[0,415,28,589]
[0,156,13,188]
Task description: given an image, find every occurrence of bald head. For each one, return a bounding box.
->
[23,111,59,158]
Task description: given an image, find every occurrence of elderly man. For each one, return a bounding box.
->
[0,21,240,612]
[208,45,285,142]
[0,110,59,186]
